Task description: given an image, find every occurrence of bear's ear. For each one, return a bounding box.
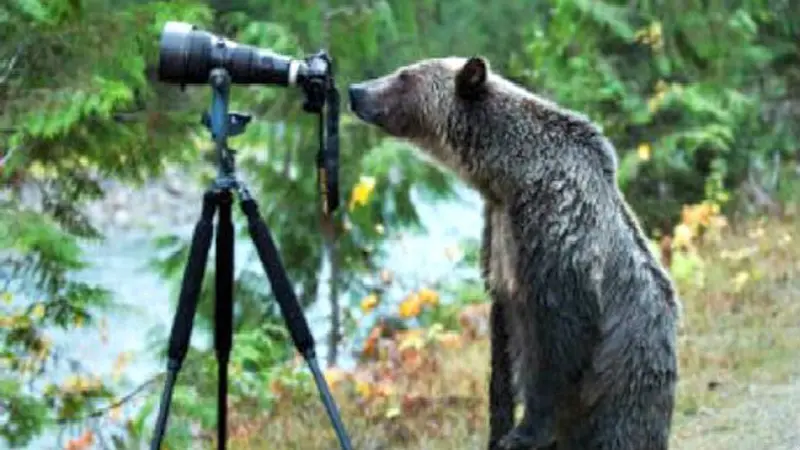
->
[455,56,489,100]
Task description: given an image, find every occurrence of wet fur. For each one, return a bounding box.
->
[349,56,681,450]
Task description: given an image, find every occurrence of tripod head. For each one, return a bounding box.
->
[159,21,341,217]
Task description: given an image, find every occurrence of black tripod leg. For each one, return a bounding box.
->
[151,191,217,450]
[238,194,353,450]
[214,190,234,450]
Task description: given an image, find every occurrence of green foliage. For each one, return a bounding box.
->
[1,0,216,447]
[512,0,799,231]
[2,0,799,447]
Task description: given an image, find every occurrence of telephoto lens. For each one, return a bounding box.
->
[157,21,304,86]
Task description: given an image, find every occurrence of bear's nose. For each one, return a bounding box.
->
[348,83,367,112]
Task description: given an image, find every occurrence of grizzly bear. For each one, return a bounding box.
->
[348,56,681,450]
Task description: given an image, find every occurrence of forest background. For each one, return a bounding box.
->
[2,0,799,448]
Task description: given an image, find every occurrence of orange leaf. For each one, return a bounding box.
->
[355,380,372,399]
[418,287,440,307]
[398,293,422,318]
[269,379,287,398]
[361,325,384,360]
[360,294,379,313]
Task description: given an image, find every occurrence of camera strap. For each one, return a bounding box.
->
[317,75,340,216]
[300,50,340,219]
[315,54,340,219]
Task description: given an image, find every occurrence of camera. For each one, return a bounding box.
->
[158,21,307,86]
[151,21,349,450]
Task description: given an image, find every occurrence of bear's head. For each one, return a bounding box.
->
[348,56,616,197]
[348,57,489,140]
[348,56,502,183]
[348,56,491,137]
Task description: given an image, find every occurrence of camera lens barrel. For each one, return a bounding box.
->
[158,21,303,86]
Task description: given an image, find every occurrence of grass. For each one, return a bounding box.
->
[222,215,800,449]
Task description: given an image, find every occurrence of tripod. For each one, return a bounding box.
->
[150,67,353,450]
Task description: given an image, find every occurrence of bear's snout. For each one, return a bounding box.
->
[348,83,377,124]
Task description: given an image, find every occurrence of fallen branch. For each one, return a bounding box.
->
[87,373,164,419]
[0,45,21,85]
[0,145,21,168]
[54,372,165,424]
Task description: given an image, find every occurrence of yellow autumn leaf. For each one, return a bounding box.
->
[360,294,379,313]
[31,304,46,320]
[1,291,11,305]
[375,382,396,397]
[418,287,440,307]
[89,375,103,390]
[733,271,750,293]
[672,223,695,249]
[747,227,765,239]
[36,337,52,360]
[74,314,84,328]
[720,246,758,262]
[112,352,131,382]
[374,224,385,234]
[710,215,728,230]
[397,329,426,351]
[436,332,464,349]
[385,405,401,419]
[355,380,372,399]
[427,322,445,336]
[637,143,651,161]
[18,358,35,375]
[348,175,377,211]
[231,361,243,378]
[109,404,122,422]
[654,79,669,95]
[636,22,664,50]
[647,96,661,113]
[398,293,422,319]
[323,367,348,390]
[649,22,664,50]
[27,161,47,179]
[63,374,84,392]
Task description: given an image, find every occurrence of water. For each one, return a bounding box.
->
[15,181,484,449]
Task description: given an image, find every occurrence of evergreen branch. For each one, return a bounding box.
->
[85,374,163,419]
[0,45,22,85]
[55,372,164,424]
[323,6,360,20]
[0,145,20,167]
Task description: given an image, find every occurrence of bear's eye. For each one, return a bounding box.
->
[399,71,413,83]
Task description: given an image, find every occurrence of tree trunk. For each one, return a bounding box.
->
[319,0,340,369]
[324,229,340,368]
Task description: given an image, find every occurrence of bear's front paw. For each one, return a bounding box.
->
[497,424,555,450]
